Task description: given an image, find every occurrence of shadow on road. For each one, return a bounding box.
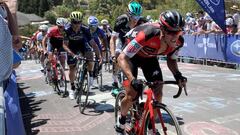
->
[18,83,49,135]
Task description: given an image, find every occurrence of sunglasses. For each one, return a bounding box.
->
[130,15,141,21]
[58,25,64,29]
[71,20,81,24]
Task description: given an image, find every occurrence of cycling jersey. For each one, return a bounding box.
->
[47,26,64,51]
[113,14,146,44]
[64,24,92,54]
[123,23,183,58]
[91,27,107,51]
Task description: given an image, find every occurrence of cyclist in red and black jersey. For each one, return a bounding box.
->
[115,10,187,134]
[42,17,68,68]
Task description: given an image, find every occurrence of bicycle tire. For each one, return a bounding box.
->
[56,63,67,97]
[114,91,125,124]
[144,103,182,135]
[52,66,61,95]
[78,70,90,114]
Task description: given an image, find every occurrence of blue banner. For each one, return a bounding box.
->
[179,34,240,64]
[195,0,226,33]
[225,35,240,63]
[4,72,26,135]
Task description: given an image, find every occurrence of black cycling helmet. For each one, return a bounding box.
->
[159,10,185,32]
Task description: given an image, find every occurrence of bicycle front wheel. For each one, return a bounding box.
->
[144,103,182,135]
[56,63,67,97]
[78,71,90,114]
[114,91,125,124]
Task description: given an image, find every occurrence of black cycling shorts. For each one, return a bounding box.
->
[130,55,163,82]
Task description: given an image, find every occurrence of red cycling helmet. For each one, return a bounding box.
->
[159,10,185,32]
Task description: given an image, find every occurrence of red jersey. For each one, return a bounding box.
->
[47,26,64,48]
[123,23,183,58]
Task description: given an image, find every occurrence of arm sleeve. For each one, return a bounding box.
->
[122,31,145,58]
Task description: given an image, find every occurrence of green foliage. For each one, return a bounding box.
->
[19,25,38,37]
[44,11,57,24]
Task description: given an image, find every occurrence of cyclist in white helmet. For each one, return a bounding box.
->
[42,18,68,85]
[36,24,49,69]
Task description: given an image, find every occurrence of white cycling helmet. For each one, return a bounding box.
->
[101,19,109,25]
[39,24,49,32]
[226,18,234,26]
[56,17,67,26]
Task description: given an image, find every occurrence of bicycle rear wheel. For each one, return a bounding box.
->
[144,103,182,135]
[78,71,90,114]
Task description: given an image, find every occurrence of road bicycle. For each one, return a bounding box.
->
[74,56,98,113]
[115,80,188,135]
[45,50,67,97]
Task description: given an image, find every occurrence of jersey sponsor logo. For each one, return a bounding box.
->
[127,39,141,53]
[230,40,240,57]
[143,47,155,53]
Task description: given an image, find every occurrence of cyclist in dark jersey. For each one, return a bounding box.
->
[63,11,102,100]
[110,1,147,96]
[115,10,187,135]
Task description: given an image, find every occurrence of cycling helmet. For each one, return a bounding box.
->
[101,19,109,25]
[226,17,234,26]
[70,11,83,21]
[39,24,49,32]
[127,1,142,16]
[159,10,185,32]
[87,16,99,26]
[56,17,67,26]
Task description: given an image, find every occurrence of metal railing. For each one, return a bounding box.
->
[0,82,5,135]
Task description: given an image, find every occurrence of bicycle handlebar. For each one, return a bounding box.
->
[145,80,188,99]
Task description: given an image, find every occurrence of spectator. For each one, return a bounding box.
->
[226,17,237,34]
[0,1,13,82]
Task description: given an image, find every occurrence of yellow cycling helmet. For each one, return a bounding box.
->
[70,11,83,22]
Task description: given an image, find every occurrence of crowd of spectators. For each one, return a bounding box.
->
[184,5,240,35]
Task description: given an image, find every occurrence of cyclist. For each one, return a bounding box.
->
[87,16,108,79]
[110,1,146,96]
[36,24,49,69]
[99,19,112,67]
[63,11,102,100]
[42,17,68,84]
[115,10,187,135]
[100,19,112,43]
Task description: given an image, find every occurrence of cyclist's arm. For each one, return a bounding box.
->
[109,32,118,58]
[118,34,144,81]
[166,36,184,75]
[42,35,48,53]
[118,53,135,82]
[98,31,108,51]
[63,40,75,57]
[89,39,102,59]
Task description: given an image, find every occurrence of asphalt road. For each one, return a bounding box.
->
[16,60,240,135]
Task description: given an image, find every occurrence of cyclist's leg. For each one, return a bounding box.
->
[141,57,163,132]
[111,37,123,95]
[67,54,77,99]
[83,44,95,86]
[116,55,139,131]
[141,57,163,103]
[58,48,67,70]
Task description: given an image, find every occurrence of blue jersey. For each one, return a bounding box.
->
[91,27,107,51]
